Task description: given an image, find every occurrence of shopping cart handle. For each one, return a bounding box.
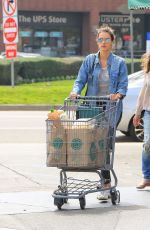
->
[76,95,111,100]
[65,95,121,103]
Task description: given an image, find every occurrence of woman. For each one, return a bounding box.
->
[133,53,150,189]
[70,25,128,200]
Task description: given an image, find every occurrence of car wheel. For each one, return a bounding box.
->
[129,117,144,142]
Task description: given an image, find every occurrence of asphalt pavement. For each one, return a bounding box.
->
[0,110,149,230]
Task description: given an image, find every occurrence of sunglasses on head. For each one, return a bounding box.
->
[97,38,111,43]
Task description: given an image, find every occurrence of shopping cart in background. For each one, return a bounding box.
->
[46,96,120,210]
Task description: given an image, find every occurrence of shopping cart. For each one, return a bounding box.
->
[46,96,120,210]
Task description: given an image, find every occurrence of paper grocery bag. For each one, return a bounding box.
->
[95,127,109,167]
[66,127,97,168]
[46,126,67,167]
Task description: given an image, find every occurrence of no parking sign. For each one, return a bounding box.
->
[2,0,18,59]
[2,0,17,17]
[2,0,18,45]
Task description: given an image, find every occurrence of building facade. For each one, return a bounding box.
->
[0,0,150,57]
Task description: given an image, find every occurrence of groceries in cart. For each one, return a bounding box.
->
[47,109,69,128]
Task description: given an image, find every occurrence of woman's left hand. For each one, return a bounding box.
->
[110,93,122,101]
[133,115,141,127]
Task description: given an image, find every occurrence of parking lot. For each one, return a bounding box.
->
[0,111,149,230]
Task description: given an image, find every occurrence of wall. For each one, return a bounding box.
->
[0,0,127,53]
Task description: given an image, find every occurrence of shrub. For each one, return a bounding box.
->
[0,56,141,85]
[0,57,83,85]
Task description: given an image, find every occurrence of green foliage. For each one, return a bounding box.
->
[126,59,142,74]
[0,57,83,85]
[0,56,142,85]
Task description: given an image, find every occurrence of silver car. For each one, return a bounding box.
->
[117,70,144,142]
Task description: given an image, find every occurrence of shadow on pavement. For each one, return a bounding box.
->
[116,135,139,143]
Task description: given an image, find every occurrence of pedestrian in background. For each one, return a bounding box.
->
[70,25,128,200]
[133,52,150,189]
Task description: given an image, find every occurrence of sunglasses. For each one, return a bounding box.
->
[97,38,111,43]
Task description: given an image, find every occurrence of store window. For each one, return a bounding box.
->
[18,11,82,57]
[33,31,49,54]
[64,28,81,56]
[19,29,33,52]
[99,13,145,58]
[19,27,81,56]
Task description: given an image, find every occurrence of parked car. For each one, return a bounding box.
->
[117,70,144,142]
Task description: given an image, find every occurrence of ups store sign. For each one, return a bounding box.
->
[18,11,82,27]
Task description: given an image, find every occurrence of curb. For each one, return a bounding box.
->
[0,104,51,111]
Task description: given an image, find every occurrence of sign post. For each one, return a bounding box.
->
[2,0,18,87]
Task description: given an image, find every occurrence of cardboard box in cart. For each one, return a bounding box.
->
[46,126,67,167]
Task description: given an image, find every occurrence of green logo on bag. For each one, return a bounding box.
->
[98,140,104,150]
[53,138,63,149]
[89,142,97,161]
[71,138,82,150]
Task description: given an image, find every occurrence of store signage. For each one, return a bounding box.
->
[19,15,67,24]
[18,11,82,27]
[5,43,17,58]
[3,17,18,43]
[100,14,141,27]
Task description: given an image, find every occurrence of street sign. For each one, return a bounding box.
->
[2,0,17,17]
[3,16,18,44]
[2,0,18,86]
[5,43,17,58]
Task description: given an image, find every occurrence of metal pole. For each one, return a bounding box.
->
[11,58,15,87]
[130,10,134,73]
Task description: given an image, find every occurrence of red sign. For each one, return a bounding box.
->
[123,35,131,41]
[3,17,17,43]
[5,43,17,58]
[2,0,17,17]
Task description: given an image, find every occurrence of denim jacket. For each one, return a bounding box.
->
[72,51,128,123]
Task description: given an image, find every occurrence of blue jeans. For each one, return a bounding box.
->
[142,110,150,180]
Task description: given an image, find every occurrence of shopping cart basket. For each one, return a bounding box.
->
[46,96,120,209]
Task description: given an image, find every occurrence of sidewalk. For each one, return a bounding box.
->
[0,141,149,230]
[0,111,148,230]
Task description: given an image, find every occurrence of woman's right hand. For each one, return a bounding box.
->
[69,92,78,100]
[133,115,141,127]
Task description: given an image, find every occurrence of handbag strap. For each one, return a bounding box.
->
[85,54,96,96]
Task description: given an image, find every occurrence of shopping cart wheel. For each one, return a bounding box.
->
[110,189,120,205]
[79,197,86,210]
[54,198,64,210]
[63,193,68,203]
